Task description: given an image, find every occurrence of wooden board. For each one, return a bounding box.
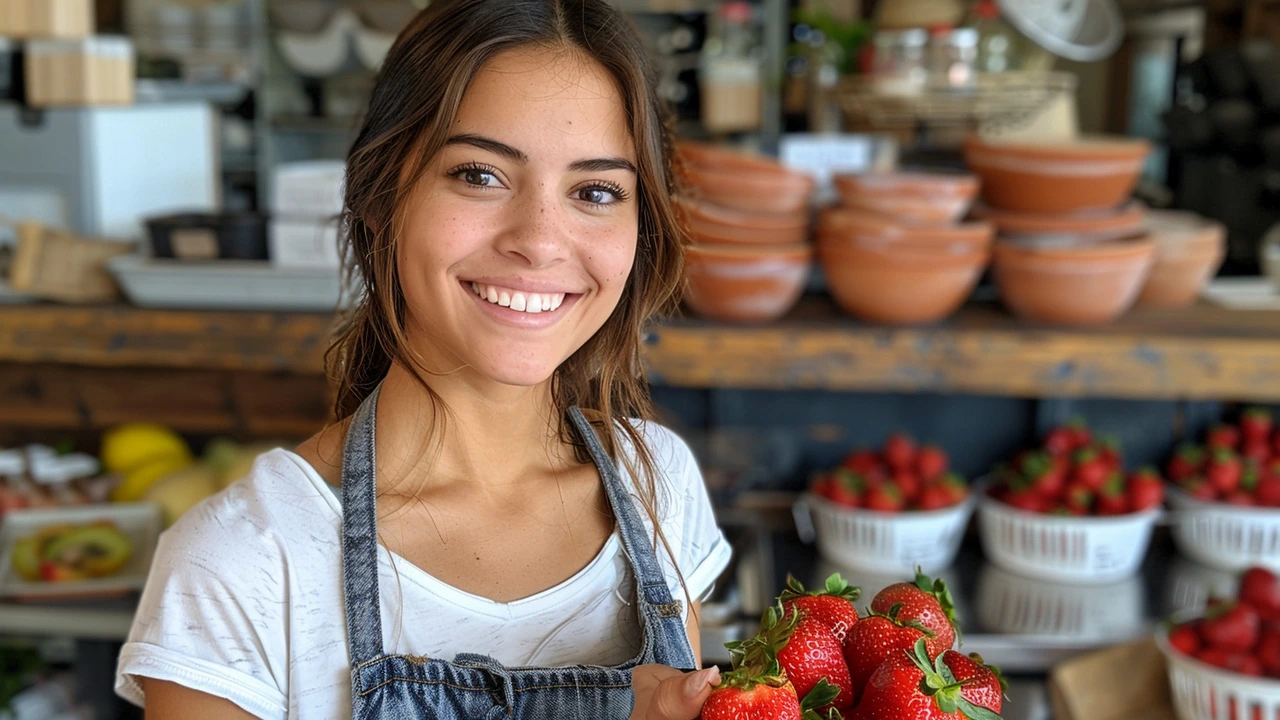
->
[4,300,1280,400]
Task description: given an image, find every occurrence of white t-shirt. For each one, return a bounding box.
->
[114,421,732,720]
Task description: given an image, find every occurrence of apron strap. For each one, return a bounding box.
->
[566,409,686,611]
[341,385,385,666]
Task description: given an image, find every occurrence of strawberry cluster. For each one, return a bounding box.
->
[1167,408,1280,506]
[1167,567,1280,678]
[810,434,970,512]
[989,420,1164,516]
[699,571,1005,720]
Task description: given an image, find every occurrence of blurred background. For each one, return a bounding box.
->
[3,0,1280,719]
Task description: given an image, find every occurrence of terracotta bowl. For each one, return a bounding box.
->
[819,242,989,324]
[684,243,813,322]
[683,165,815,215]
[818,207,994,255]
[833,171,980,225]
[676,141,797,176]
[970,201,1147,244]
[677,197,810,245]
[964,135,1151,214]
[992,237,1157,325]
[1137,211,1227,308]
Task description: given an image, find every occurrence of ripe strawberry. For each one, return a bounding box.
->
[780,573,861,648]
[1226,491,1257,507]
[1168,444,1206,482]
[1064,418,1093,451]
[1070,448,1109,491]
[766,606,855,712]
[1242,408,1274,446]
[1003,486,1048,514]
[1020,451,1065,500]
[884,434,917,473]
[1043,425,1076,457]
[1095,474,1128,516]
[825,469,864,508]
[1168,623,1201,656]
[918,485,954,511]
[1200,602,1261,651]
[1207,449,1244,494]
[1207,424,1241,451]
[700,669,802,720]
[1064,481,1095,515]
[870,569,960,657]
[1274,430,1280,461]
[1257,476,1280,508]
[1196,648,1263,676]
[844,608,931,704]
[939,473,969,505]
[891,470,923,503]
[864,484,905,513]
[851,639,1003,720]
[916,445,948,481]
[1127,467,1165,512]
[1244,440,1272,468]
[1256,628,1280,676]
[843,449,881,475]
[1240,568,1280,620]
[1097,437,1123,471]
[941,650,1006,718]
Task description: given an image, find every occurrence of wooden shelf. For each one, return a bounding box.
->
[4,299,1280,400]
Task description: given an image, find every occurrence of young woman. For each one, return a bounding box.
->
[114,1,732,718]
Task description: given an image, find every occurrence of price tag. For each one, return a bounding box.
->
[779,133,898,204]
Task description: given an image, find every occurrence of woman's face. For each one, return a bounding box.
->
[396,46,639,388]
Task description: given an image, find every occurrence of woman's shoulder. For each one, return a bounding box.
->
[619,418,697,473]
[158,448,336,560]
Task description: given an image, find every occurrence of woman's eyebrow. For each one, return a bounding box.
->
[444,133,636,174]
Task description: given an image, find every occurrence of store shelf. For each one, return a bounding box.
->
[0,599,136,641]
[3,298,1280,400]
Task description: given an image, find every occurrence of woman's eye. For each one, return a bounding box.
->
[460,169,497,187]
[576,186,622,205]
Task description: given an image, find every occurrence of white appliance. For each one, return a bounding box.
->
[0,102,218,240]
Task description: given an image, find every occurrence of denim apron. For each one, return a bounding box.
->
[340,386,698,718]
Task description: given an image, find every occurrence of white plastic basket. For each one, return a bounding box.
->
[974,562,1146,638]
[1167,485,1280,572]
[976,491,1160,585]
[794,492,975,575]
[1157,625,1280,720]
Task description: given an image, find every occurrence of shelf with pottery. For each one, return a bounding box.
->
[2,299,1280,402]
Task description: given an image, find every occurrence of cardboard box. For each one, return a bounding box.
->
[1049,639,1175,720]
[25,37,134,108]
[0,0,93,38]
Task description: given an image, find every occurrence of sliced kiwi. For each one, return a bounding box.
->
[40,524,133,577]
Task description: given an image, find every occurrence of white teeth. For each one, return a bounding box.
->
[470,283,567,314]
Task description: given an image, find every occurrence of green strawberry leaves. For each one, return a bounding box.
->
[800,678,840,712]
[779,572,861,603]
[906,638,1005,720]
[955,697,1004,720]
[913,566,962,645]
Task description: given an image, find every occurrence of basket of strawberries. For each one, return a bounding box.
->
[1157,566,1280,720]
[798,435,975,575]
[1165,408,1280,572]
[977,420,1165,585]
[700,570,1005,720]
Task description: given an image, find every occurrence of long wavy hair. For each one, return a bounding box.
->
[325,0,692,614]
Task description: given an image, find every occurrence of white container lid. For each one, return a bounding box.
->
[0,450,24,477]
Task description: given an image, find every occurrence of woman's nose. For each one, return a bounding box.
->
[496,186,572,268]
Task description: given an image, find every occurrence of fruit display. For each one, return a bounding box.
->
[1159,567,1280,720]
[103,423,195,503]
[801,435,976,574]
[1166,409,1280,506]
[701,570,1004,720]
[809,435,970,512]
[9,521,133,583]
[978,420,1164,584]
[986,420,1165,516]
[1165,408,1280,572]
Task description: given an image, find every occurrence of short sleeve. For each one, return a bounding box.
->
[115,488,290,720]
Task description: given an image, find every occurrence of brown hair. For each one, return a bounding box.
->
[326,0,692,612]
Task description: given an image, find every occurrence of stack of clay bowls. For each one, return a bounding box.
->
[817,171,992,324]
[675,142,816,323]
[964,135,1158,325]
[1136,211,1227,308]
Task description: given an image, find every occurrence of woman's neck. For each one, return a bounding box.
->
[372,362,576,498]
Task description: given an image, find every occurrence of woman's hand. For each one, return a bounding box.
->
[629,664,720,720]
